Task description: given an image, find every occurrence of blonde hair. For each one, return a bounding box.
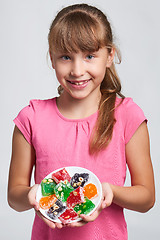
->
[48,4,124,154]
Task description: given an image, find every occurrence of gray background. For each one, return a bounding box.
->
[0,0,159,239]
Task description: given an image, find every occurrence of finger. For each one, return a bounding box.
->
[36,210,64,229]
[101,182,113,208]
[80,210,100,222]
[36,210,56,229]
[55,222,64,229]
[102,199,112,208]
[103,194,113,208]
[102,201,107,209]
[66,206,102,227]
[68,220,88,227]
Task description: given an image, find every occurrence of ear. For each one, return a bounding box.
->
[49,50,55,69]
[106,48,115,68]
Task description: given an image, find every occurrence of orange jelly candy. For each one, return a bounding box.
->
[39,194,57,210]
[83,183,98,199]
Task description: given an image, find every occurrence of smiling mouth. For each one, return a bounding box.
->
[67,80,90,85]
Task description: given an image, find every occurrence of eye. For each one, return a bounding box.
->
[61,55,71,60]
[86,54,94,60]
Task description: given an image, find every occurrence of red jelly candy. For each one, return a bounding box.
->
[52,168,71,184]
[39,194,57,210]
[59,208,78,224]
[83,183,98,199]
[67,187,85,208]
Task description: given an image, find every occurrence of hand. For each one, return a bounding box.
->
[68,182,113,227]
[28,184,64,229]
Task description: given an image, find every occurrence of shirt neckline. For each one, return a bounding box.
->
[53,97,98,122]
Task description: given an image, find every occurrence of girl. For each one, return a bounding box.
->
[8,3,155,240]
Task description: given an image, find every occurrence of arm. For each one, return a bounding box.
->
[8,126,35,212]
[69,121,155,227]
[8,126,63,229]
[111,121,155,212]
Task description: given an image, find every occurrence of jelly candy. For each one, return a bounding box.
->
[70,173,89,189]
[40,169,99,223]
[39,194,57,210]
[52,168,71,184]
[83,183,98,199]
[67,187,85,208]
[59,208,78,224]
[46,199,67,220]
[54,180,74,202]
[74,197,95,215]
[41,178,56,196]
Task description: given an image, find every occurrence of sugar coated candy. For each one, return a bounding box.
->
[52,168,71,184]
[70,173,89,189]
[74,197,95,215]
[59,208,78,224]
[54,180,74,202]
[46,199,67,220]
[39,194,57,210]
[83,183,98,199]
[41,178,56,196]
[67,187,85,208]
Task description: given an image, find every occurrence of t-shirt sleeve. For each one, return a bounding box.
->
[13,100,36,145]
[123,98,147,144]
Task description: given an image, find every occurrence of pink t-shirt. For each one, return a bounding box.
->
[14,97,146,240]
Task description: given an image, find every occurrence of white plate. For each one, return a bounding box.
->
[36,166,102,223]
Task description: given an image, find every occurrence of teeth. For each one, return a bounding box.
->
[74,82,84,85]
[70,80,89,85]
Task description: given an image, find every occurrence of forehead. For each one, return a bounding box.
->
[49,11,106,53]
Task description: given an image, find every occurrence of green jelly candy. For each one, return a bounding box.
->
[41,178,56,196]
[54,180,74,202]
[74,197,95,215]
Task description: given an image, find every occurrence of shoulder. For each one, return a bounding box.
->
[115,97,145,117]
[14,97,56,126]
[13,98,56,144]
[17,98,56,116]
[115,97,147,144]
[28,98,55,111]
[116,97,137,108]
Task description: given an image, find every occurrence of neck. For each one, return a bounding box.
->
[56,91,101,119]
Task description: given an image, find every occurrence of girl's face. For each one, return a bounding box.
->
[50,47,114,101]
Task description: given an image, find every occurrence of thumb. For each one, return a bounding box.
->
[101,183,113,208]
[101,199,112,209]
[28,184,40,210]
[102,200,108,209]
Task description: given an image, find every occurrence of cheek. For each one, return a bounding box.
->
[99,63,107,77]
[92,65,106,79]
[55,64,68,78]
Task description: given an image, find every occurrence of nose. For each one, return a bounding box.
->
[70,58,85,77]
